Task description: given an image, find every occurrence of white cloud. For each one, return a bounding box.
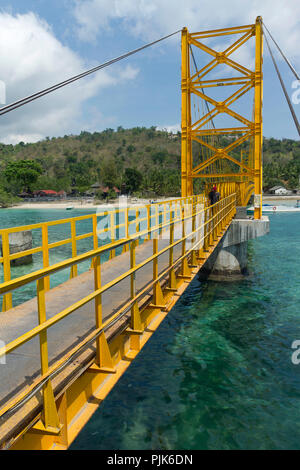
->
[0,12,139,144]
[73,0,300,66]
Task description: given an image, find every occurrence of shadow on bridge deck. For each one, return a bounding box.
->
[0,235,187,446]
[0,194,237,449]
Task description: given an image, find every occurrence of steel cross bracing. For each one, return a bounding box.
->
[181,17,263,219]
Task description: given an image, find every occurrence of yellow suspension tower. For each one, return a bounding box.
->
[181,17,263,219]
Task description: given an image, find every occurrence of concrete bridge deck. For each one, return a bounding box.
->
[0,236,183,409]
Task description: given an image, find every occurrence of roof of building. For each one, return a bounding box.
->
[269,185,286,191]
[37,190,58,195]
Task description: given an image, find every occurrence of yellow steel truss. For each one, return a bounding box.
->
[181,17,263,218]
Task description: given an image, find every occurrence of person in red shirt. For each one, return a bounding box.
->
[208,185,220,205]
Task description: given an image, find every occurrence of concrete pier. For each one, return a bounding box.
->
[1,231,33,266]
[201,212,269,280]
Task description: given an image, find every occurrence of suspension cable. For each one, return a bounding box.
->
[0,29,181,117]
[263,28,300,138]
[262,21,300,82]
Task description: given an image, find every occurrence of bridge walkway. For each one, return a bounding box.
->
[0,193,236,449]
[0,236,183,408]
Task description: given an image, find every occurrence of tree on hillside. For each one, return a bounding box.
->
[0,188,19,207]
[151,151,166,165]
[4,159,43,193]
[127,145,136,153]
[101,162,119,189]
[124,168,143,193]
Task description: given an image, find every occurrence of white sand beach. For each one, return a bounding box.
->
[8,194,299,210]
[9,196,175,210]
[263,195,300,201]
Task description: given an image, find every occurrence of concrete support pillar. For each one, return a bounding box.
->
[200,216,269,281]
[1,231,33,266]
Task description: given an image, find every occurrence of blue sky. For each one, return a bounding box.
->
[0,0,299,144]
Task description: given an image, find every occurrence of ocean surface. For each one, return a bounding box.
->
[0,208,97,306]
[71,211,300,450]
[1,207,300,449]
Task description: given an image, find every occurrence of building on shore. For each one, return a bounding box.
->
[268,186,292,195]
[33,190,58,198]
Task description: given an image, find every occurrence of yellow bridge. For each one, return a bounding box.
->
[0,18,271,450]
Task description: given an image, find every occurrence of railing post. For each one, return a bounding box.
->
[135,208,140,246]
[232,194,236,219]
[1,231,12,312]
[146,205,151,241]
[181,203,191,277]
[92,253,114,372]
[152,238,164,306]
[35,277,60,432]
[109,211,116,259]
[42,225,50,291]
[122,208,130,253]
[90,213,99,269]
[70,220,77,278]
[191,198,198,266]
[217,200,221,238]
[93,214,98,251]
[197,206,205,260]
[208,201,214,247]
[227,198,230,225]
[163,203,167,237]
[203,202,207,249]
[158,205,162,237]
[209,203,214,247]
[130,240,142,332]
[206,202,211,246]
[168,205,177,290]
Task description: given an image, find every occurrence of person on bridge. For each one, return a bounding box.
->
[208,185,220,206]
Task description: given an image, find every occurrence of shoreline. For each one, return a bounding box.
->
[9,202,98,210]
[262,195,300,200]
[6,197,175,210]
[4,195,300,210]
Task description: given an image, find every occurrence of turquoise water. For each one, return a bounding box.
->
[1,209,300,449]
[68,212,300,450]
[0,208,97,306]
[0,207,148,307]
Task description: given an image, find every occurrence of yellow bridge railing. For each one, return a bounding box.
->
[0,193,236,450]
[0,195,204,312]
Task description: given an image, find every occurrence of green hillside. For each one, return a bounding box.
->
[0,127,299,206]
